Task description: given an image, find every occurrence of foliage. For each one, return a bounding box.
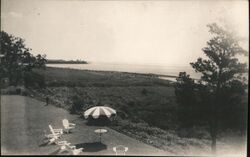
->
[175,72,204,127]
[141,88,148,95]
[69,95,85,114]
[24,71,46,88]
[0,31,47,86]
[175,23,248,152]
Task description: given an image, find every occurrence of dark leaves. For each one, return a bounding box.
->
[0,31,47,85]
[174,23,248,131]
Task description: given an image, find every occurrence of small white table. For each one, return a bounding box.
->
[94,129,107,142]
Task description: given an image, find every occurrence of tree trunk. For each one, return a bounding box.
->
[209,99,219,154]
[209,68,221,154]
[210,96,218,154]
[211,137,216,153]
[210,123,217,154]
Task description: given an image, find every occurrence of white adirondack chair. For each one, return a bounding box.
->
[45,125,63,145]
[44,125,62,145]
[49,124,63,135]
[113,145,128,156]
[62,119,76,133]
[65,144,84,155]
[45,133,60,139]
[57,141,71,153]
[47,135,60,145]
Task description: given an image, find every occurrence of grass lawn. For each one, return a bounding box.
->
[1,95,169,155]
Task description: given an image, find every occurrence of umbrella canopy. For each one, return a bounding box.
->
[84,106,116,119]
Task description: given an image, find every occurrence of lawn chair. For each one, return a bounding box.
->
[65,143,84,155]
[45,133,60,139]
[57,141,71,153]
[113,145,128,156]
[43,133,60,145]
[45,125,63,145]
[62,119,76,134]
[49,124,63,135]
[48,136,60,145]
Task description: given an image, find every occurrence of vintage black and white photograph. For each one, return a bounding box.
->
[0,0,248,156]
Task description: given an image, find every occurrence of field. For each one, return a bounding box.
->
[32,67,179,130]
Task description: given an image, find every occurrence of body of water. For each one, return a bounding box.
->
[46,62,201,81]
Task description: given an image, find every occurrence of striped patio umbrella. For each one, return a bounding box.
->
[84,106,116,119]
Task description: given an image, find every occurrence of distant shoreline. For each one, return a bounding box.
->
[47,62,88,64]
[46,59,88,64]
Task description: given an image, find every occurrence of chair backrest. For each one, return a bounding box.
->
[49,125,56,135]
[62,119,69,128]
[113,145,128,155]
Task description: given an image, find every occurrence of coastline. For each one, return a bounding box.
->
[45,66,179,82]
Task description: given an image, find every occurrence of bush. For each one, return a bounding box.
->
[16,88,21,94]
[86,115,112,126]
[69,95,85,114]
[141,88,148,95]
[21,90,28,96]
[117,111,127,119]
[177,126,210,139]
[24,71,45,88]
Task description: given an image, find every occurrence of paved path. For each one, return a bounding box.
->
[1,95,170,155]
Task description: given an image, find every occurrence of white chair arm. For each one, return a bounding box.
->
[57,141,67,145]
[54,129,63,134]
[49,138,57,143]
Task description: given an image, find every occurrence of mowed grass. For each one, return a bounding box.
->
[1,95,75,155]
[1,95,168,155]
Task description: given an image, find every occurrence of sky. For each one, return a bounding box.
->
[1,0,249,66]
